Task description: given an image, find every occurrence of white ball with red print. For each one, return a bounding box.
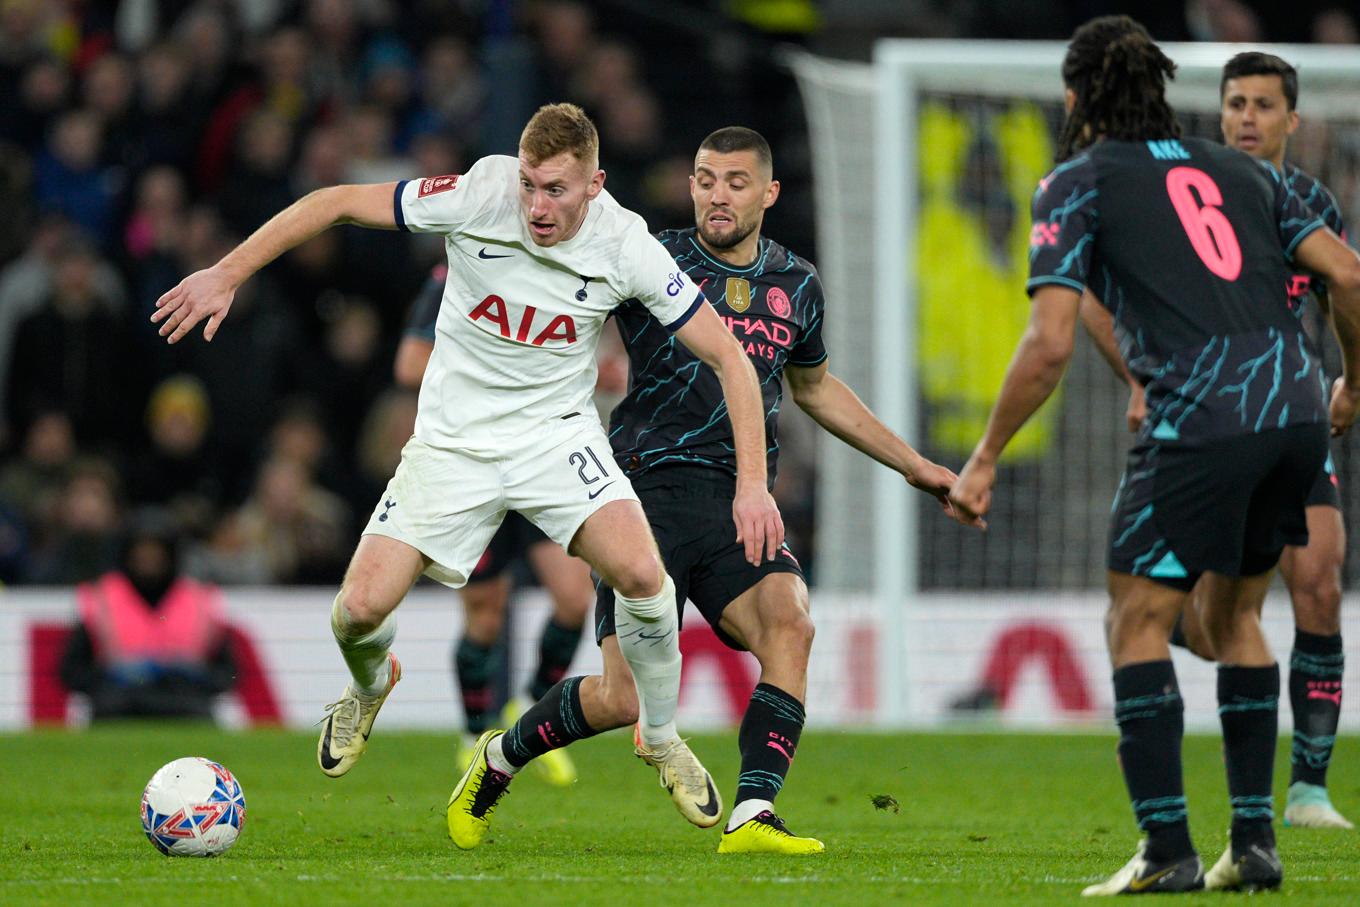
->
[140,757,247,856]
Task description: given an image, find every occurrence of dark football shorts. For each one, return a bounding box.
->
[468,511,551,582]
[594,465,805,651]
[1108,422,1328,591]
[1304,451,1342,509]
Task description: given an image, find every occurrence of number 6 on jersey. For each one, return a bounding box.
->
[1166,166,1243,281]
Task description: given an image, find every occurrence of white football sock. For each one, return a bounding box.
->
[614,573,681,746]
[727,798,774,832]
[486,733,521,776]
[331,595,395,697]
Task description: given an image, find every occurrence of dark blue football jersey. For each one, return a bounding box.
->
[608,228,827,485]
[403,264,446,339]
[1029,136,1328,444]
[1282,162,1346,318]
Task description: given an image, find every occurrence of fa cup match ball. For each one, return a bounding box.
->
[140,757,246,856]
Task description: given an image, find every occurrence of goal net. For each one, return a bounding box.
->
[790,42,1360,725]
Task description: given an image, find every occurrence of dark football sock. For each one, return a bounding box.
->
[528,618,584,701]
[500,676,598,767]
[1113,660,1194,862]
[1289,630,1344,787]
[454,637,501,734]
[1218,664,1280,850]
[735,683,806,806]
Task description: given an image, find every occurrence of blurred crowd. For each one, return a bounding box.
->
[7,1,1347,591]
[943,1,1358,44]
[0,0,821,588]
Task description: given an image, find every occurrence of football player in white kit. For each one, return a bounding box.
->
[152,104,781,848]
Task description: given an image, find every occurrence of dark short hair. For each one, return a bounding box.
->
[698,126,772,173]
[1221,52,1298,110]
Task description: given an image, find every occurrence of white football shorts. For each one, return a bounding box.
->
[362,414,639,587]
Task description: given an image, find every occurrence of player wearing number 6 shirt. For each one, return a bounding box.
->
[1081,52,1354,832]
[945,16,1360,897]
[151,103,783,850]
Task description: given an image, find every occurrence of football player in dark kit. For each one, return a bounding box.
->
[599,127,979,854]
[947,17,1360,896]
[1092,52,1353,830]
[1199,52,1352,831]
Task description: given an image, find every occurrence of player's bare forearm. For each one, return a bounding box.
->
[714,344,784,562]
[711,343,768,490]
[974,335,1070,463]
[1327,281,1360,393]
[673,304,782,563]
[790,365,979,527]
[1293,229,1360,434]
[674,304,766,488]
[217,184,399,286]
[973,287,1079,464]
[154,183,400,343]
[790,365,921,477]
[1297,229,1360,390]
[1326,279,1360,435]
[948,319,1073,526]
[1079,289,1146,432]
[1078,290,1135,387]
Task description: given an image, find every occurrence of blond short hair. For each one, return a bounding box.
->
[519,103,599,167]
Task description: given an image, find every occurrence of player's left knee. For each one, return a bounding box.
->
[786,608,816,652]
[596,680,639,729]
[757,602,815,659]
[608,553,664,601]
[1293,580,1343,634]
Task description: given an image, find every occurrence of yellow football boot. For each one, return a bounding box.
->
[718,811,825,855]
[446,730,513,850]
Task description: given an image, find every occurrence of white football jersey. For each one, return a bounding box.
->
[395,155,704,455]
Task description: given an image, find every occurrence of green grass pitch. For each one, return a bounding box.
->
[2,726,1356,905]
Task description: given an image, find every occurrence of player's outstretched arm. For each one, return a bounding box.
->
[1294,228,1360,435]
[949,284,1081,523]
[673,302,783,566]
[785,361,981,528]
[152,182,400,344]
[1078,289,1145,432]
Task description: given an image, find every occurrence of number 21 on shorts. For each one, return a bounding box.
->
[569,445,611,486]
[1166,166,1243,281]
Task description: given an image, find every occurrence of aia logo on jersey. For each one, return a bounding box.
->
[469,295,577,347]
[767,286,791,319]
[418,175,460,197]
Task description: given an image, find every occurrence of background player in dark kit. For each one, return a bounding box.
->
[600,126,979,854]
[947,16,1360,896]
[396,265,594,787]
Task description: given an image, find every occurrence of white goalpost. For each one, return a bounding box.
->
[790,41,1360,727]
